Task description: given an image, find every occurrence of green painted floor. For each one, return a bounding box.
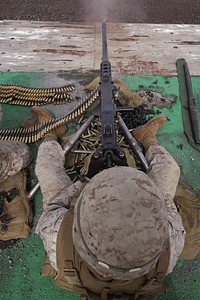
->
[0,72,199,300]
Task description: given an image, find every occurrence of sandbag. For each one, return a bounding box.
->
[0,169,32,240]
[174,185,200,260]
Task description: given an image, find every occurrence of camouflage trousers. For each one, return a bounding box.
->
[36,140,185,273]
[0,141,31,183]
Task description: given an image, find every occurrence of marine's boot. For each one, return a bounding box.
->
[22,106,67,141]
[132,116,167,151]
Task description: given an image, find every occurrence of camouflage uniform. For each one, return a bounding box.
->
[36,140,185,275]
[0,141,31,183]
[0,140,32,240]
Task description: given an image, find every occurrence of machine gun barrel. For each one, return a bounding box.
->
[95,22,119,158]
[102,22,109,61]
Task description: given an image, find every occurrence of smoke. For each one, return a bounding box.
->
[82,0,147,23]
[82,0,113,23]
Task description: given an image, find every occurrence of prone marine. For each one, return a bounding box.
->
[33,105,186,300]
[0,101,200,299]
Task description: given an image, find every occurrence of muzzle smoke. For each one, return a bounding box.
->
[82,0,112,22]
[82,0,147,23]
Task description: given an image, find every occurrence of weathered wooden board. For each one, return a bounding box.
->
[0,20,199,75]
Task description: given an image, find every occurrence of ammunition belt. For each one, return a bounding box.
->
[0,84,75,106]
[0,88,99,143]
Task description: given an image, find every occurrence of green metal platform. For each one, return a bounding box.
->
[0,72,199,300]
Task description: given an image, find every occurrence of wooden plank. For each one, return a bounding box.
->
[106,23,200,76]
[0,20,199,75]
[0,21,95,73]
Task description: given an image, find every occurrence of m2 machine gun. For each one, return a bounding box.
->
[28,22,148,198]
[89,22,148,174]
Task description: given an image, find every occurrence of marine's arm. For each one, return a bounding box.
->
[132,118,186,274]
[35,139,86,271]
[146,144,186,274]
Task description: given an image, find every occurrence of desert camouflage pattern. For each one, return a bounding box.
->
[0,141,31,183]
[73,145,185,280]
[36,141,185,279]
[35,140,86,270]
[73,165,168,280]
[35,140,72,210]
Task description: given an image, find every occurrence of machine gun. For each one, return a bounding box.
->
[92,22,126,168]
[86,22,148,177]
[28,22,148,198]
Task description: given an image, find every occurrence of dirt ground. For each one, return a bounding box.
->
[0,0,200,24]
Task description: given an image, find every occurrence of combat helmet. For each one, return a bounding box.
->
[73,166,168,280]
